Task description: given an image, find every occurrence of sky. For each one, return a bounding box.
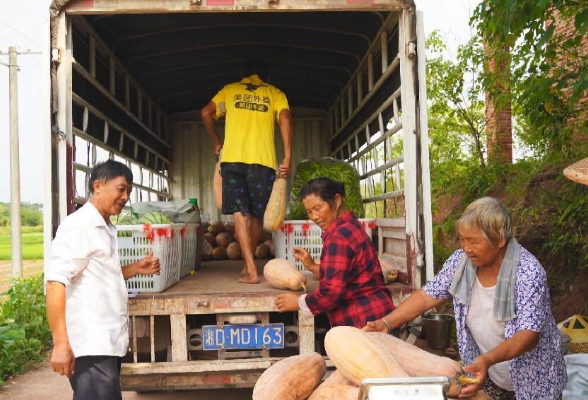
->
[0,0,480,204]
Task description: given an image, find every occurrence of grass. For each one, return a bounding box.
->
[0,232,44,261]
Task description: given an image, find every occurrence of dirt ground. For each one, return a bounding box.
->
[0,260,44,292]
[0,360,253,400]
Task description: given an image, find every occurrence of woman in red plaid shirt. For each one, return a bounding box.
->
[275,177,394,328]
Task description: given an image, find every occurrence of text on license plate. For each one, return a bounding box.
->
[202,324,285,350]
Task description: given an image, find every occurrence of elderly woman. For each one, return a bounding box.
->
[275,177,394,328]
[365,197,566,400]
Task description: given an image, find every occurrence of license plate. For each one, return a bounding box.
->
[202,324,285,350]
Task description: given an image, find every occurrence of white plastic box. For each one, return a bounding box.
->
[179,223,201,277]
[273,219,376,272]
[117,223,184,293]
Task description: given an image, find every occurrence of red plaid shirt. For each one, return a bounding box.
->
[305,212,394,328]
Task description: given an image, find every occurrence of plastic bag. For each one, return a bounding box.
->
[563,354,588,399]
[287,157,364,219]
[132,198,201,223]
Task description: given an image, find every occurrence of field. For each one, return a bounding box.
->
[0,231,44,261]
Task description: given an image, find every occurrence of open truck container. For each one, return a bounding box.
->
[46,0,434,391]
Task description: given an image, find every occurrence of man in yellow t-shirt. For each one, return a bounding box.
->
[201,60,292,284]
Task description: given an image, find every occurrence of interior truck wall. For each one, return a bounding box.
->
[171,114,329,222]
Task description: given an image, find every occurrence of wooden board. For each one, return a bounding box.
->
[137,259,319,299]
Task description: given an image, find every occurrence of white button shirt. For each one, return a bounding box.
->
[45,202,129,358]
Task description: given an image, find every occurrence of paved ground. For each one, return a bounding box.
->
[0,360,253,400]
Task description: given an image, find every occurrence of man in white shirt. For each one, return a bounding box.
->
[45,160,160,400]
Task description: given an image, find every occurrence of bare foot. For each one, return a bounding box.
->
[240,266,247,277]
[238,274,259,284]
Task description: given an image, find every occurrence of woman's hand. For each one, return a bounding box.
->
[459,355,489,398]
[363,319,390,332]
[293,247,313,268]
[275,292,301,312]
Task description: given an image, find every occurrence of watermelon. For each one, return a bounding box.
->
[112,214,140,237]
[139,211,171,225]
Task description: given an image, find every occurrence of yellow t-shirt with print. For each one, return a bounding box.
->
[212,75,289,170]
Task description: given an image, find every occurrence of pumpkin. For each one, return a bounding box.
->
[209,221,225,235]
[378,257,398,283]
[226,242,242,260]
[213,160,222,210]
[204,232,216,247]
[264,239,275,257]
[324,326,408,386]
[211,246,227,260]
[216,232,233,247]
[252,352,326,400]
[255,243,271,259]
[308,384,359,400]
[264,259,306,292]
[368,332,462,378]
[319,370,352,387]
[202,239,213,261]
[263,177,287,231]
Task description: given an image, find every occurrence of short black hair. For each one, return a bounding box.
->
[243,59,269,82]
[299,177,346,205]
[88,160,133,194]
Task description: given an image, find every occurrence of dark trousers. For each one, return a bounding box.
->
[69,356,122,400]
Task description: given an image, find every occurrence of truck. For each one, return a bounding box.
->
[45,0,434,392]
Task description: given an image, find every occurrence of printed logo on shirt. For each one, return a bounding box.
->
[233,93,271,113]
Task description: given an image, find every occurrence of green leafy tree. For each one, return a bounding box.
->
[473,0,588,156]
[425,32,488,191]
[20,208,42,227]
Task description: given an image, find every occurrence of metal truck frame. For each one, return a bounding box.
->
[46,0,433,391]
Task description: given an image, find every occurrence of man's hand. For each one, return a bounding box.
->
[137,252,160,276]
[459,355,489,398]
[275,292,301,312]
[214,143,223,157]
[51,341,75,378]
[279,157,291,178]
[362,319,390,332]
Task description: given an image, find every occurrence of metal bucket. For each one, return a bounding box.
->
[422,314,454,350]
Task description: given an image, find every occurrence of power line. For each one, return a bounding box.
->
[0,21,41,47]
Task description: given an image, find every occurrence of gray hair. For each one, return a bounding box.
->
[457,197,513,247]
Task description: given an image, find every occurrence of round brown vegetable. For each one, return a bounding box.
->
[264,239,275,257]
[211,246,227,260]
[226,242,242,260]
[224,223,235,235]
[204,232,216,247]
[209,221,225,235]
[255,243,270,259]
[216,232,233,247]
[260,230,273,243]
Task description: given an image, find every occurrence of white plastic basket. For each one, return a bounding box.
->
[273,219,376,272]
[117,223,184,293]
[179,223,201,277]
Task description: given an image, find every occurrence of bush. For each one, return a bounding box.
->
[0,274,50,384]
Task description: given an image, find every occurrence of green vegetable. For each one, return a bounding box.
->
[287,157,365,219]
[111,213,140,237]
[139,211,171,225]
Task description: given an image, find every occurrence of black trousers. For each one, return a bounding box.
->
[69,356,122,400]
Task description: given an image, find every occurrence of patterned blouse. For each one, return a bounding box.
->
[423,248,566,400]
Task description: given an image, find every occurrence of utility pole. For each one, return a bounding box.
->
[0,46,41,280]
[8,46,22,280]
